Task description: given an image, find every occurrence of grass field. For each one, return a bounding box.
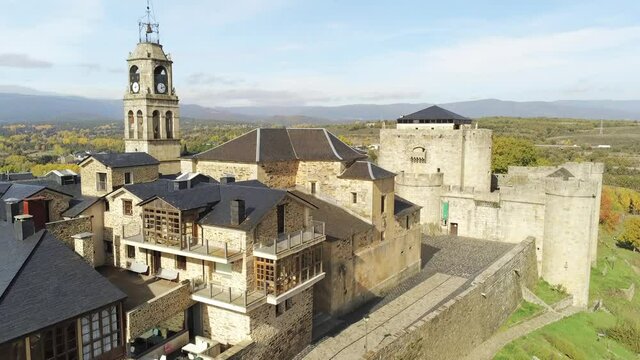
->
[533,279,569,306]
[494,220,640,359]
[499,301,545,331]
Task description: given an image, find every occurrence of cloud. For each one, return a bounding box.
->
[0,54,52,68]
[185,73,244,86]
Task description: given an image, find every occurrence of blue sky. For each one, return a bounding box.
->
[0,0,639,106]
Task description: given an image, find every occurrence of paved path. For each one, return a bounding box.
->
[303,273,467,360]
[462,306,582,360]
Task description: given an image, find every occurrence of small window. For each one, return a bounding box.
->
[176,255,187,270]
[310,181,317,195]
[215,262,232,274]
[381,194,386,214]
[104,200,110,212]
[126,245,136,259]
[96,172,107,191]
[104,241,113,255]
[285,298,293,310]
[406,216,410,229]
[124,172,132,184]
[123,200,133,216]
[381,230,386,241]
[276,302,285,317]
[351,192,357,204]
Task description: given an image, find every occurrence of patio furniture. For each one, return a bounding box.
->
[155,267,179,281]
[127,261,149,274]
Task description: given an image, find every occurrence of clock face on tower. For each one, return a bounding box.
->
[131,82,140,93]
[156,82,167,94]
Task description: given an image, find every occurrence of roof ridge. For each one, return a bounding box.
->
[0,230,46,303]
[256,128,261,163]
[285,129,299,160]
[367,161,375,180]
[323,129,343,161]
[194,128,258,159]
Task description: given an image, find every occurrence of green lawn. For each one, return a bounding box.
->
[499,301,544,331]
[533,279,569,305]
[494,223,640,359]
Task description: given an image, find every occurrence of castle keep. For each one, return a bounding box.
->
[379,105,603,307]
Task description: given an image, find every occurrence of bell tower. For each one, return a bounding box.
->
[124,1,181,174]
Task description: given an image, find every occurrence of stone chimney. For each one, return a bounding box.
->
[72,232,95,267]
[230,199,245,225]
[220,176,235,184]
[14,214,35,240]
[5,198,20,223]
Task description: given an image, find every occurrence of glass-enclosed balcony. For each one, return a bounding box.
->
[253,220,326,260]
[191,280,267,313]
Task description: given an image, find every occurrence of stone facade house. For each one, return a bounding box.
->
[78,152,160,197]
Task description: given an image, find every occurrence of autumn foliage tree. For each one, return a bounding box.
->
[619,217,640,251]
[600,187,621,230]
[492,136,539,173]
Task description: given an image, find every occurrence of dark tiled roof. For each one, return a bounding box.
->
[115,179,218,203]
[62,197,101,218]
[548,167,575,179]
[199,185,289,231]
[82,152,159,169]
[291,191,373,240]
[193,128,366,163]
[139,185,221,211]
[0,183,13,197]
[338,161,396,181]
[0,172,35,181]
[229,180,269,188]
[394,195,421,218]
[1,183,45,201]
[0,227,126,343]
[12,179,82,199]
[398,105,472,123]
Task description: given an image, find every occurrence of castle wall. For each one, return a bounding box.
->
[542,178,596,307]
[379,128,492,192]
[396,172,443,225]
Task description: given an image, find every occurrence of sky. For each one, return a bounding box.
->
[0,0,639,107]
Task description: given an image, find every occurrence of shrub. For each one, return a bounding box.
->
[618,217,640,251]
[608,321,640,353]
[542,333,587,360]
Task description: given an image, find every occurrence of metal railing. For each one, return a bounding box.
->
[196,282,267,308]
[254,221,325,256]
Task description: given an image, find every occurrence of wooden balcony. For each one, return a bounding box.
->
[253,221,326,260]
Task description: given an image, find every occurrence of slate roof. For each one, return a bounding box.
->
[0,226,126,343]
[394,195,421,218]
[139,185,221,211]
[81,152,159,169]
[193,128,366,163]
[11,179,82,199]
[0,172,36,181]
[198,185,290,231]
[398,105,472,123]
[113,179,218,203]
[62,197,101,218]
[291,191,373,240]
[338,161,396,181]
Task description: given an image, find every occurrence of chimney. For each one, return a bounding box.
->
[230,199,245,225]
[5,198,20,223]
[14,214,35,240]
[220,176,235,184]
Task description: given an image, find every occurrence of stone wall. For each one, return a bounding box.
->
[35,189,71,222]
[366,238,537,360]
[379,128,492,192]
[243,288,314,360]
[46,217,92,248]
[257,161,299,188]
[126,281,194,340]
[195,161,258,182]
[202,305,251,344]
[80,158,159,197]
[111,164,159,188]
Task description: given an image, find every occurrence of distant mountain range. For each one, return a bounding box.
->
[1,89,640,124]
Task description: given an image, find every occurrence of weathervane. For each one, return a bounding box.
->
[138,0,160,44]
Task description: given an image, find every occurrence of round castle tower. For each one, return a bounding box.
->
[542,177,597,307]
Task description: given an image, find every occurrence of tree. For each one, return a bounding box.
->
[619,217,640,251]
[492,136,539,173]
[600,187,620,230]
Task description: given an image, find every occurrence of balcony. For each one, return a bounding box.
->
[253,221,326,260]
[123,227,243,263]
[191,281,267,313]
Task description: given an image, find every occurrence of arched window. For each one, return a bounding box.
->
[129,66,140,93]
[136,110,144,139]
[152,111,160,139]
[410,146,427,164]
[165,111,173,139]
[154,66,167,94]
[127,111,134,139]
